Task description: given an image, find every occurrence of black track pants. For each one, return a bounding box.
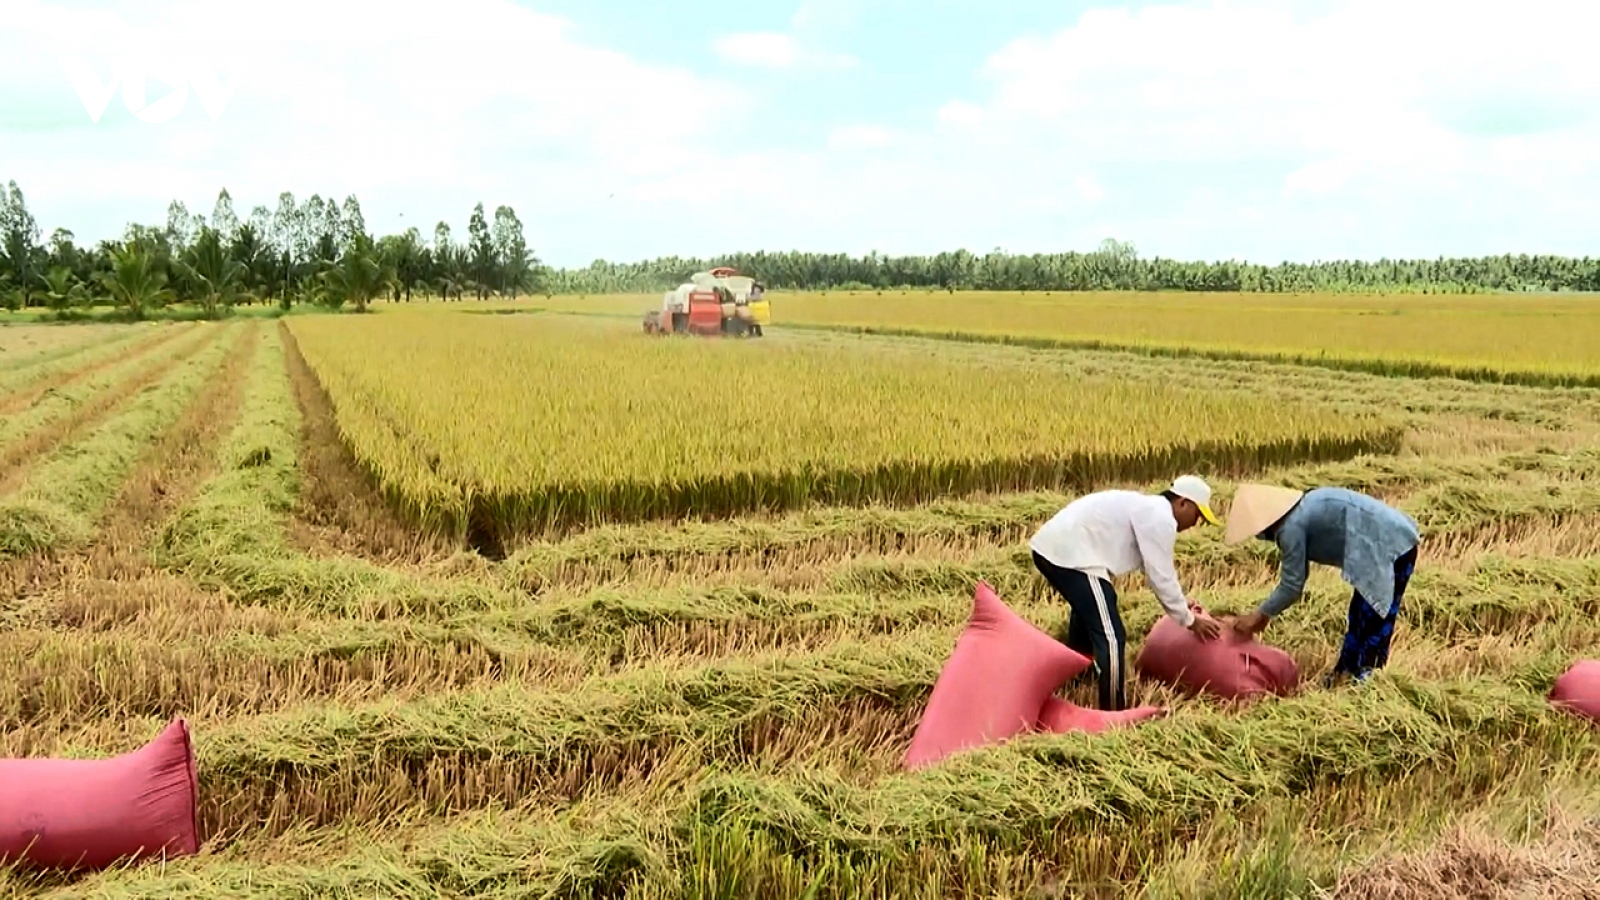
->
[1032,550,1128,711]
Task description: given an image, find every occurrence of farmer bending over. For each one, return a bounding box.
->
[1226,484,1420,686]
[1029,475,1224,711]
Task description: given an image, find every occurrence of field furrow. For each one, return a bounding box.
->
[0,322,145,374]
[0,323,239,557]
[280,322,458,564]
[0,323,193,412]
[0,323,211,480]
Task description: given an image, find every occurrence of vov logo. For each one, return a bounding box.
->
[59,57,241,124]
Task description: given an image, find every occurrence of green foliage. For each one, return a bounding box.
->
[174,226,245,318]
[102,240,174,320]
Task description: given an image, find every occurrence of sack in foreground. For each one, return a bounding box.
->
[903,581,1093,769]
[1134,609,1299,700]
[0,718,200,872]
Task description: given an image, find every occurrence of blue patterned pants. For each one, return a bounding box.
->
[1332,546,1418,680]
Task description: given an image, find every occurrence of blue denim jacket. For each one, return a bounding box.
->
[1259,487,1420,618]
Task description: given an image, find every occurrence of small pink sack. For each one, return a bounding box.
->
[903,581,1093,769]
[1549,659,1600,725]
[0,718,200,871]
[1134,608,1299,700]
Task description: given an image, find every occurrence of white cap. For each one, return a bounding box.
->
[1169,475,1219,526]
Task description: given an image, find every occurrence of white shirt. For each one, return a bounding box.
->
[1029,490,1195,627]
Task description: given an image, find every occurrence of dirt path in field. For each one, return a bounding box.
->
[0,323,258,622]
[0,323,195,416]
[279,322,459,567]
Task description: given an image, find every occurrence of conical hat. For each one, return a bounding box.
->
[1224,484,1305,544]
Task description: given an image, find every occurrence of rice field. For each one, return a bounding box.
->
[2,295,1599,899]
[285,313,1400,546]
[530,289,1600,386]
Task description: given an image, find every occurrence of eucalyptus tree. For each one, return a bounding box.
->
[467,203,495,300]
[0,180,42,307]
[210,189,241,245]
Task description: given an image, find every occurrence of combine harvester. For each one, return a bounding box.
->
[643,266,771,338]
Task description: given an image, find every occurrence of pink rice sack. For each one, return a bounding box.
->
[0,718,200,871]
[1549,659,1600,725]
[904,581,1092,769]
[1134,607,1299,700]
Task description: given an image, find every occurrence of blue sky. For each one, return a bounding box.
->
[2,0,1598,268]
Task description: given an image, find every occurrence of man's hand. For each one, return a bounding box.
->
[1232,611,1270,637]
[1187,611,1222,641]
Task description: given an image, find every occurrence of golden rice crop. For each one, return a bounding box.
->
[286,313,1399,544]
[533,290,1600,385]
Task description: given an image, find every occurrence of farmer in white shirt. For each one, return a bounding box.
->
[1029,475,1225,710]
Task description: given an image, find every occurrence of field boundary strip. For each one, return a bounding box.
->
[511,307,1600,390]
[155,324,509,623]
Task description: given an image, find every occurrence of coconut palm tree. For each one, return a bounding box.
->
[40,266,89,311]
[316,233,394,313]
[103,242,173,320]
[176,226,245,318]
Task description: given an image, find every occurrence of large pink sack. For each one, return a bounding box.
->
[1036,696,1167,735]
[1134,610,1299,700]
[0,718,200,871]
[903,581,1092,770]
[1549,659,1600,725]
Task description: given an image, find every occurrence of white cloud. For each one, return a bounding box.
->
[827,125,895,150]
[713,32,801,68]
[1282,158,1358,198]
[936,101,985,129]
[712,30,856,70]
[895,0,1600,259]
[968,0,1600,167]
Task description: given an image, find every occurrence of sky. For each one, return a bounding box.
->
[1,0,1599,268]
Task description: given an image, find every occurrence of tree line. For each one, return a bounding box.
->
[0,181,542,318]
[552,240,1600,295]
[2,181,1596,320]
